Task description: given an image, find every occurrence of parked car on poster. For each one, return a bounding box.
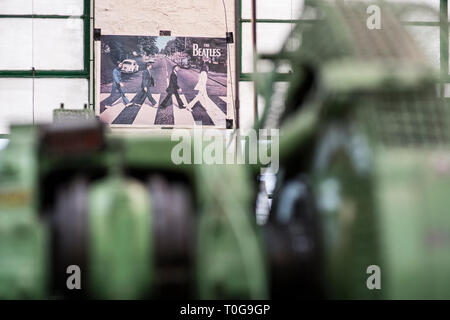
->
[121,59,139,73]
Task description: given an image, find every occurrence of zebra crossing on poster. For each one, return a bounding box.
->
[100,93,227,126]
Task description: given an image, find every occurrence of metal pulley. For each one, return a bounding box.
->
[88,175,153,299]
[149,175,194,298]
[51,176,89,298]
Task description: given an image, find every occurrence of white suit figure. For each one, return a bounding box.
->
[187,61,210,111]
[187,59,226,126]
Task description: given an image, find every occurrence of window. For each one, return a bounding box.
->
[237,0,450,129]
[385,0,448,96]
[238,0,304,130]
[0,0,91,135]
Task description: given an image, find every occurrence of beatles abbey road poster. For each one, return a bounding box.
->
[99,35,228,128]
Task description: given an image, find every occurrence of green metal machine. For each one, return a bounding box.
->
[256,0,450,299]
[0,115,268,299]
[2,0,450,300]
[0,126,47,299]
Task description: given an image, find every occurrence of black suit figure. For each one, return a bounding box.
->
[131,63,157,106]
[160,65,185,109]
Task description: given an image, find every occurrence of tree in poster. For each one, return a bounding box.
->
[137,37,159,56]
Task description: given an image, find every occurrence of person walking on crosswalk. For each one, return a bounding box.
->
[186,59,210,112]
[130,62,157,107]
[105,61,132,108]
[159,65,186,109]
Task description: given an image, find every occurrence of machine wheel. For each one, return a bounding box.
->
[266,175,324,299]
[51,176,89,298]
[149,175,194,298]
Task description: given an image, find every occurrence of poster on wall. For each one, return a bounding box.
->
[99,35,228,128]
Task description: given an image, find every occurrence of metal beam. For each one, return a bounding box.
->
[251,0,258,123]
[441,0,449,97]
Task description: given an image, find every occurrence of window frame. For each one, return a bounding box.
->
[238,0,301,82]
[237,0,450,89]
[0,0,91,138]
[0,0,91,78]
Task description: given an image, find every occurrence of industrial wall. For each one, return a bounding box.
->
[94,0,236,131]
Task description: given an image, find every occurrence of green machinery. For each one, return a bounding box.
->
[0,126,47,299]
[2,0,450,300]
[0,113,268,299]
[256,0,450,299]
